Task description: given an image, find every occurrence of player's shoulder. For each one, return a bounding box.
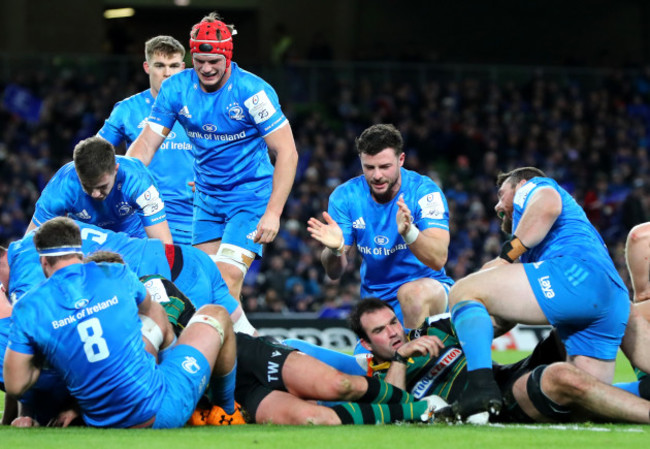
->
[331,175,366,201]
[403,168,439,189]
[116,155,147,171]
[48,161,78,187]
[514,176,556,208]
[230,63,275,95]
[113,89,153,110]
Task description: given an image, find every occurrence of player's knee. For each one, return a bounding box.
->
[539,362,586,406]
[628,223,650,244]
[301,408,340,425]
[214,244,255,278]
[327,372,357,400]
[527,364,573,421]
[195,304,233,334]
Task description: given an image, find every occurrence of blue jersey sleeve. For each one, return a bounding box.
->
[32,168,72,226]
[119,158,167,227]
[328,185,354,246]
[97,100,128,147]
[149,81,179,131]
[412,178,450,232]
[240,83,287,138]
[7,300,37,355]
[123,265,148,306]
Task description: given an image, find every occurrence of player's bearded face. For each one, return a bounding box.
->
[192,54,228,92]
[360,149,405,203]
[495,180,515,233]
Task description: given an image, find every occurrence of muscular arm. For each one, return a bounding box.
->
[625,222,650,302]
[407,227,449,271]
[138,292,175,352]
[396,195,448,270]
[512,187,562,248]
[25,221,37,234]
[255,124,299,243]
[3,349,41,398]
[308,211,349,280]
[320,246,350,280]
[125,125,167,166]
[384,336,444,389]
[144,221,174,245]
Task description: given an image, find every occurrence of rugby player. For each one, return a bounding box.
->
[232,332,446,425]
[3,217,236,428]
[27,136,173,244]
[98,36,195,245]
[308,123,452,330]
[127,11,298,303]
[1,220,256,335]
[352,298,650,424]
[449,167,630,418]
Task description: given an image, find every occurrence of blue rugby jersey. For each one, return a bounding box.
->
[98,89,194,237]
[149,64,288,200]
[32,156,167,238]
[328,168,453,301]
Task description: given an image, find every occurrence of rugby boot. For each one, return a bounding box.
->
[206,402,247,426]
[451,368,502,421]
[420,394,449,423]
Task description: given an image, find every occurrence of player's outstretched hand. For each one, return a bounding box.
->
[307,212,344,251]
[254,211,280,243]
[396,194,413,235]
[48,408,80,427]
[11,416,40,427]
[396,335,444,359]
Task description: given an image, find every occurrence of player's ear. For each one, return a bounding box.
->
[114,163,120,173]
[360,338,372,352]
[143,61,150,74]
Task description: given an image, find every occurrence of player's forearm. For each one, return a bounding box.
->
[266,145,298,216]
[321,247,347,280]
[145,221,174,245]
[408,236,448,271]
[513,189,561,248]
[126,126,163,166]
[384,365,407,389]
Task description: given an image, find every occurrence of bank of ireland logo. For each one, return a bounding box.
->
[167,131,177,139]
[74,298,89,309]
[182,356,201,374]
[202,124,217,132]
[374,235,389,246]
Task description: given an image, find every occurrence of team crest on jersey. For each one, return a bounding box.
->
[116,201,133,216]
[374,235,389,246]
[228,103,244,120]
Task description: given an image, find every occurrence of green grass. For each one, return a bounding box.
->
[0,351,645,448]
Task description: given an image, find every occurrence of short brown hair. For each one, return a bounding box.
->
[73,136,116,184]
[145,35,185,62]
[355,124,403,156]
[496,167,546,188]
[84,251,125,264]
[34,217,83,265]
[349,297,395,341]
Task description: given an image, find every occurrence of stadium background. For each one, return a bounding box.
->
[2,0,650,327]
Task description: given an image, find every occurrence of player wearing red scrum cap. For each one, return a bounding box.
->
[127,12,298,304]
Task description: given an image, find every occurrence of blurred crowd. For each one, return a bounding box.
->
[2,61,650,316]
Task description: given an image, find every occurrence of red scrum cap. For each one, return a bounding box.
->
[189,20,236,67]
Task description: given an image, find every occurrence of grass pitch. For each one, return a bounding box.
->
[0,351,646,449]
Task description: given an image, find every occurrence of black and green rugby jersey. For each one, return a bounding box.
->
[368,313,468,402]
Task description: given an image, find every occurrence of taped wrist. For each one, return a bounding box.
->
[332,239,345,256]
[499,235,529,262]
[140,314,164,350]
[403,225,420,245]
